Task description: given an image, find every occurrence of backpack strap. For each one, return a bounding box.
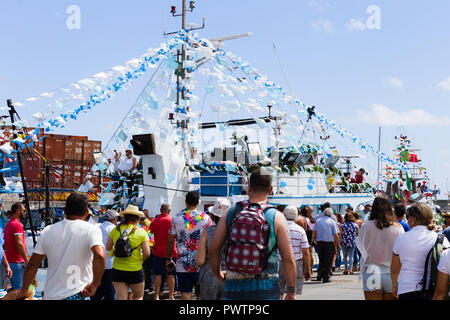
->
[420,234,444,297]
[263,207,278,255]
[124,225,142,252]
[225,201,245,236]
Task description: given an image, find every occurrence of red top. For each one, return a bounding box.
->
[149,213,177,258]
[351,174,364,184]
[4,218,27,263]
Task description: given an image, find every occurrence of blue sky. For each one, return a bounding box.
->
[1,0,450,196]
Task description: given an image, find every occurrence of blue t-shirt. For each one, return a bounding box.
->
[398,219,410,232]
[314,216,339,242]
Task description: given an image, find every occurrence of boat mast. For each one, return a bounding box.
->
[165,1,205,163]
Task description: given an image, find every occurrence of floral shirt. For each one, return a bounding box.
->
[340,222,359,248]
[169,209,212,273]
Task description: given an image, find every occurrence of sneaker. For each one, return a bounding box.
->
[343,270,349,275]
[323,279,332,283]
[349,270,354,275]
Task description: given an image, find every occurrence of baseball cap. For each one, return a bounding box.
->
[283,206,298,221]
[104,209,119,220]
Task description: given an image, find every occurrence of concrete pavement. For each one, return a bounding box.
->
[298,269,364,300]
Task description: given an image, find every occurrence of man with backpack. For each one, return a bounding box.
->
[209,168,297,300]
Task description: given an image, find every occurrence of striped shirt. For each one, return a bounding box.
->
[278,221,310,261]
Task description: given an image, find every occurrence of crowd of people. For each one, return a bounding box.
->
[0,168,449,300]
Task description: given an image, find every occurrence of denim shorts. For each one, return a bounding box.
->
[362,265,392,293]
[9,262,26,290]
[62,292,89,300]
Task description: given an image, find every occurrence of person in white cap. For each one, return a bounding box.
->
[195,198,230,300]
[106,205,150,300]
[278,206,311,299]
[92,209,119,300]
[312,207,339,283]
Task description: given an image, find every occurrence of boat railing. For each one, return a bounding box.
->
[188,172,368,196]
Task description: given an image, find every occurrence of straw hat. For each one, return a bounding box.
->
[207,198,231,218]
[119,205,144,217]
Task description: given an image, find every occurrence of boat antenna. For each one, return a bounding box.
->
[164,1,206,161]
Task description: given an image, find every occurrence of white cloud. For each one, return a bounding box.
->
[312,19,334,33]
[346,19,366,32]
[383,77,403,88]
[357,104,450,127]
[308,0,331,11]
[438,77,450,91]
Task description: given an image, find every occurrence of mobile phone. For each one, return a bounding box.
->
[167,261,175,272]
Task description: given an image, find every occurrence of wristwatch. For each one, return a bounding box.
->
[287,286,296,293]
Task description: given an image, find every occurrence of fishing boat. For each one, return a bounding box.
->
[109,1,377,219]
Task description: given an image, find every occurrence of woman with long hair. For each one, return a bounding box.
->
[332,213,344,273]
[391,203,450,300]
[300,206,315,274]
[106,205,151,300]
[352,211,364,272]
[356,197,404,300]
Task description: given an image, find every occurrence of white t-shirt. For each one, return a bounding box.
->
[438,248,450,275]
[33,219,104,300]
[278,221,310,261]
[118,157,135,172]
[356,220,404,269]
[393,226,450,295]
[98,221,115,269]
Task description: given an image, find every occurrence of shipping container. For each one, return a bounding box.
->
[44,138,65,161]
[64,140,74,160]
[83,141,93,162]
[74,140,84,161]
[22,156,43,182]
[1,127,102,195]
[26,180,43,190]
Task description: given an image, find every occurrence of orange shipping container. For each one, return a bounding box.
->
[44,138,65,161]
[22,157,43,182]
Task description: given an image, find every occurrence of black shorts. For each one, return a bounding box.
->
[112,268,144,284]
[152,255,177,276]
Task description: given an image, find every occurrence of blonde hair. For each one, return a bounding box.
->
[406,203,436,231]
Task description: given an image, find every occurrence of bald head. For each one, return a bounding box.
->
[160,203,170,214]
